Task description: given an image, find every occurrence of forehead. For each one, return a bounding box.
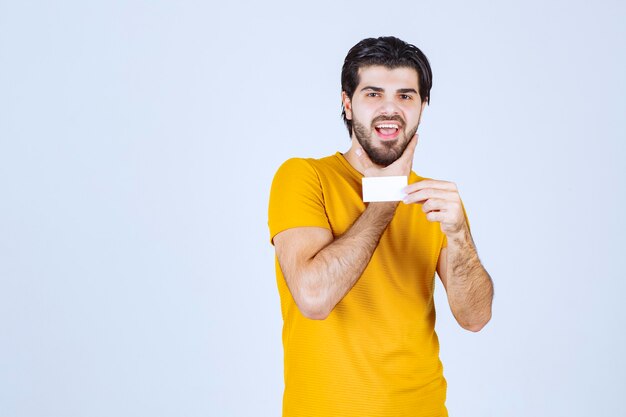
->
[356,65,420,90]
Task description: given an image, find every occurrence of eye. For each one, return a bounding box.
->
[400,94,413,100]
[366,92,380,97]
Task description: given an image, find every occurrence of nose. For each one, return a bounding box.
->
[378,96,400,116]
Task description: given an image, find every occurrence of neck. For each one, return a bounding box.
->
[343,137,369,175]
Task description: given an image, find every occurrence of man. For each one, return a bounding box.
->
[268,36,494,417]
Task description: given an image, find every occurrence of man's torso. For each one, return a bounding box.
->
[269,153,449,417]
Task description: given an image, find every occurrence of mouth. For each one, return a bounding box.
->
[374,122,401,140]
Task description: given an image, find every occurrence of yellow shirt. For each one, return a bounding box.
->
[269,152,462,417]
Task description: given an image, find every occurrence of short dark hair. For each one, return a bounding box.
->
[341,36,433,135]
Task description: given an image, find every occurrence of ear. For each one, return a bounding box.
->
[341,91,352,120]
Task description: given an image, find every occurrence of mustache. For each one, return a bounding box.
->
[371,115,405,127]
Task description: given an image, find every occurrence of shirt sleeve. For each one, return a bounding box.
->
[441,198,471,249]
[268,158,331,245]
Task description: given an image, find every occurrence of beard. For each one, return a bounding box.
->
[352,115,419,167]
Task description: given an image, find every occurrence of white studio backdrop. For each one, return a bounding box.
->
[1,1,625,416]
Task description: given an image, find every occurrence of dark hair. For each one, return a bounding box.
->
[341,36,433,135]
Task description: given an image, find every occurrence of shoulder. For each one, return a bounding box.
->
[273,155,333,174]
[270,155,337,199]
[271,158,320,193]
[268,156,334,243]
[274,157,315,175]
[272,154,341,183]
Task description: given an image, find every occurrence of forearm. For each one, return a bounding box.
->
[299,202,397,319]
[445,225,494,331]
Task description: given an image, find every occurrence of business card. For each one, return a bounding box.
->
[362,176,408,202]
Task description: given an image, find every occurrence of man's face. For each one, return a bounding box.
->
[343,66,426,167]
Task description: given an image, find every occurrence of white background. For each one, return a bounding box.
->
[1,1,625,416]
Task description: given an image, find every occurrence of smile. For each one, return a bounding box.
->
[374,123,400,140]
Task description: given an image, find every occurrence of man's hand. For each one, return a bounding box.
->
[356,134,418,177]
[402,179,467,236]
[404,178,493,332]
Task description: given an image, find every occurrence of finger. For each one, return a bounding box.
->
[425,210,445,223]
[405,179,456,193]
[403,189,458,205]
[398,133,418,163]
[389,134,418,167]
[386,134,418,175]
[404,179,457,193]
[420,198,449,213]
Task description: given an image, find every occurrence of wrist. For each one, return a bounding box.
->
[363,201,398,224]
[446,224,471,246]
[367,201,399,213]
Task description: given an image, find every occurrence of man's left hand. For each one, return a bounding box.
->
[402,179,467,236]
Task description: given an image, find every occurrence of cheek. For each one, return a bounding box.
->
[402,110,421,127]
[355,108,376,123]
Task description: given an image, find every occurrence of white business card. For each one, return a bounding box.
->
[362,176,408,202]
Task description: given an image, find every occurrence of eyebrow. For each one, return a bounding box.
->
[360,86,419,94]
[360,86,384,92]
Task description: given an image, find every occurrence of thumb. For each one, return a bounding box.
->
[402,133,419,161]
[392,133,418,173]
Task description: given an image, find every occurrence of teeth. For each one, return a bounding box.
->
[376,124,398,129]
